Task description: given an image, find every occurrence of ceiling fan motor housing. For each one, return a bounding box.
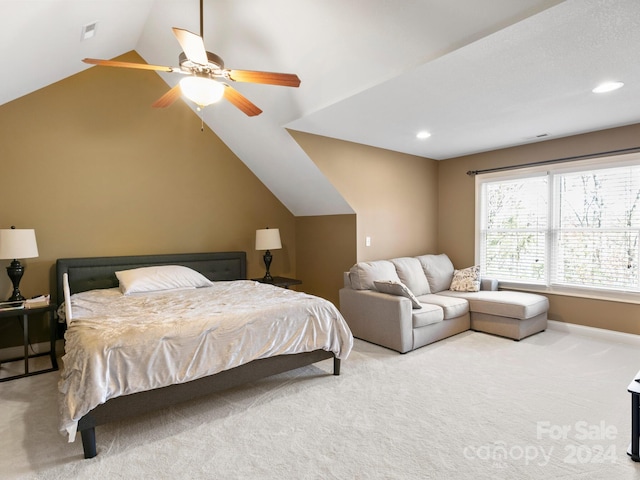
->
[178,51,224,73]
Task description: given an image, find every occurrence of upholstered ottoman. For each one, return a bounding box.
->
[439,290,549,340]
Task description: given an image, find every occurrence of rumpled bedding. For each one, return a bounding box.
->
[59,280,353,442]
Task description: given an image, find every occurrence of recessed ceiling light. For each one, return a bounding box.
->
[592,81,624,94]
[416,131,431,140]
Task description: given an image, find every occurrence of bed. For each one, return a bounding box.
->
[56,251,353,459]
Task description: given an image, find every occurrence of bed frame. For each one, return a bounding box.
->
[56,251,340,459]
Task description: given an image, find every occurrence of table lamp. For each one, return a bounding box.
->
[255,228,282,281]
[0,226,39,301]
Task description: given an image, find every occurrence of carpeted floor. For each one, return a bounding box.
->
[2,326,640,479]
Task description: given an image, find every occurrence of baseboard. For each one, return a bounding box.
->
[547,319,640,346]
[0,339,64,362]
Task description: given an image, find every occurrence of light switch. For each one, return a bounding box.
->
[365,236,371,247]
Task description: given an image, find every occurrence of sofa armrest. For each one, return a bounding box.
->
[480,278,499,291]
[339,287,414,353]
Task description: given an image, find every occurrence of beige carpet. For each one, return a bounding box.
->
[2,327,640,479]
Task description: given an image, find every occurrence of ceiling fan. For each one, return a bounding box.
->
[82,0,300,116]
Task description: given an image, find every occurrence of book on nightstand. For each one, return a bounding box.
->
[0,300,25,311]
[25,295,50,309]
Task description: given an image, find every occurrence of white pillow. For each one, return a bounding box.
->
[116,265,213,295]
[374,280,422,309]
[449,265,481,292]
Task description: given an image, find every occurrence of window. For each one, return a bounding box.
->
[477,154,640,297]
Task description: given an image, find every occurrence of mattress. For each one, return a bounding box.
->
[59,280,353,441]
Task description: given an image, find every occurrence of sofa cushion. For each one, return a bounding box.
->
[438,290,549,320]
[391,257,431,296]
[349,260,401,290]
[449,265,481,292]
[374,280,422,309]
[412,303,444,328]
[417,254,454,293]
[415,294,469,320]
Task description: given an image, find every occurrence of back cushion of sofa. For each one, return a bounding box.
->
[417,254,454,293]
[391,257,431,296]
[349,260,401,290]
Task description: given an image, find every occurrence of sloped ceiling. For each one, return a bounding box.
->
[2,0,639,215]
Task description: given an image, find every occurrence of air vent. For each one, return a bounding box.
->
[81,22,98,41]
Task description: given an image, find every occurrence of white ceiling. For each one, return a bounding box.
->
[2,0,639,216]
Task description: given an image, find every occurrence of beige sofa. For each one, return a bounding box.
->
[339,254,549,353]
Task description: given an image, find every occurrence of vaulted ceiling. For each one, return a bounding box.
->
[2,0,639,215]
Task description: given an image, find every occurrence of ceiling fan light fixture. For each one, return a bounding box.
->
[179,76,225,107]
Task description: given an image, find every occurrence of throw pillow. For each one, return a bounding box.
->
[374,280,422,309]
[449,265,481,292]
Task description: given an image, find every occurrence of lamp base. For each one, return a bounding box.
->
[262,250,274,282]
[6,259,26,302]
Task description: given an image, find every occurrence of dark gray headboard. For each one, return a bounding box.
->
[56,251,246,306]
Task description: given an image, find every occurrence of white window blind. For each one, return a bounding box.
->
[477,156,640,295]
[481,176,548,284]
[553,165,640,290]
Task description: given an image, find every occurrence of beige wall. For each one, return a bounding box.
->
[0,51,295,347]
[438,123,640,334]
[291,131,439,262]
[2,48,637,346]
[295,214,357,306]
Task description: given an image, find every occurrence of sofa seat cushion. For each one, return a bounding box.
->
[412,304,444,328]
[349,260,401,290]
[391,257,431,296]
[438,290,549,320]
[415,294,469,320]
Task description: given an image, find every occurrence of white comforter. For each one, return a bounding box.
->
[59,280,353,441]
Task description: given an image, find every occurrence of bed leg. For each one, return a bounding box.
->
[81,427,97,459]
[333,357,341,376]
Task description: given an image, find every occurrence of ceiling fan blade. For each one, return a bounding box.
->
[172,27,209,65]
[226,70,301,87]
[223,85,262,117]
[83,58,175,72]
[152,84,183,108]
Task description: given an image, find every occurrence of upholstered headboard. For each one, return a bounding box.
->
[55,251,247,306]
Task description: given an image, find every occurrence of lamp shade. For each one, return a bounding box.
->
[255,228,282,251]
[0,228,39,260]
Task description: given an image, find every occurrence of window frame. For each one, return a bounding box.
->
[475,152,640,305]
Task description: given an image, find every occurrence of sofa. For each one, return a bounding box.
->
[339,254,549,353]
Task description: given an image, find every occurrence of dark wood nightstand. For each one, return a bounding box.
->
[0,303,59,382]
[251,276,302,289]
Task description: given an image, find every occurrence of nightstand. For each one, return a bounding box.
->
[0,304,59,382]
[251,276,302,289]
